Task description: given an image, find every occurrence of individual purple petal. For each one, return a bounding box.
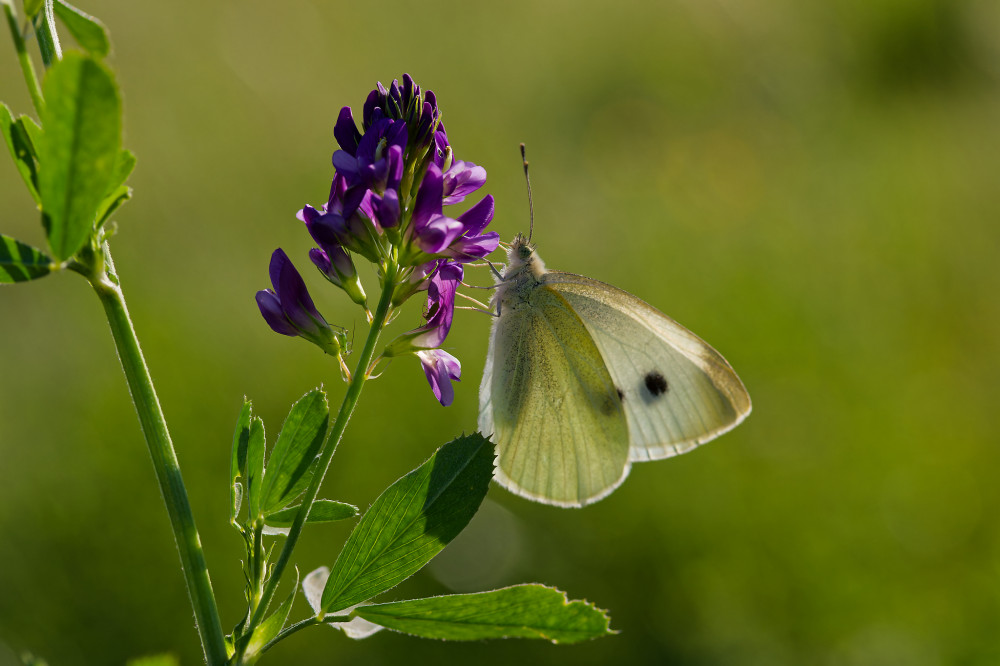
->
[416,349,461,406]
[442,161,487,205]
[438,260,464,283]
[445,232,501,262]
[412,164,444,225]
[375,189,401,228]
[334,106,361,156]
[413,214,465,254]
[332,149,358,176]
[256,289,298,337]
[457,195,495,236]
[432,131,450,168]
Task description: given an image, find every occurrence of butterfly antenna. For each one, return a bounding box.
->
[520,143,534,243]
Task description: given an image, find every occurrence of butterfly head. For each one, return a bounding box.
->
[504,233,546,280]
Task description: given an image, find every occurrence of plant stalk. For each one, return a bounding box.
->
[90,255,228,666]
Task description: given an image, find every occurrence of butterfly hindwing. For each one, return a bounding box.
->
[480,285,630,507]
[545,272,751,462]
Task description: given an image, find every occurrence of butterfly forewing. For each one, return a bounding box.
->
[545,272,751,462]
[481,286,630,507]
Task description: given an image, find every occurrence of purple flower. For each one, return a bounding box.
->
[407,164,465,255]
[332,114,407,194]
[301,175,382,263]
[362,74,443,156]
[442,160,487,205]
[416,349,461,406]
[384,261,463,354]
[256,249,345,355]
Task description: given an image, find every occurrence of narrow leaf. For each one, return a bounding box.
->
[1,104,41,204]
[95,184,131,227]
[354,584,614,644]
[53,0,109,56]
[321,433,495,614]
[0,234,55,283]
[259,388,328,514]
[230,400,253,522]
[246,415,265,521]
[38,52,121,260]
[264,499,359,527]
[19,115,43,150]
[245,570,298,656]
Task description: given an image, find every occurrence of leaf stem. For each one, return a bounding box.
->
[241,257,400,655]
[260,613,352,654]
[89,245,228,666]
[2,2,45,116]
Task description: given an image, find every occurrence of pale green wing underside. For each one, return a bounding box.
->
[479,287,630,507]
[544,272,752,462]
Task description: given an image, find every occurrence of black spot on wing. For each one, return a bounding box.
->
[644,371,668,397]
[616,387,624,401]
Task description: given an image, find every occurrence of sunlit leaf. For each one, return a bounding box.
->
[321,433,494,613]
[230,399,253,522]
[53,0,110,57]
[259,388,328,514]
[246,414,265,521]
[38,52,121,260]
[355,584,614,644]
[264,499,359,527]
[0,234,55,283]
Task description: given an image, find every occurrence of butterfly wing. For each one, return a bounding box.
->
[479,285,630,507]
[545,272,751,462]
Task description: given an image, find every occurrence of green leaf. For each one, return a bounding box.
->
[0,234,55,283]
[94,149,135,226]
[22,0,45,19]
[244,569,298,656]
[1,104,41,204]
[230,399,253,522]
[259,388,328,514]
[246,414,266,521]
[95,184,131,227]
[53,0,110,57]
[264,499,359,527]
[38,52,121,260]
[354,584,614,644]
[321,433,495,614]
[19,115,43,150]
[105,148,135,194]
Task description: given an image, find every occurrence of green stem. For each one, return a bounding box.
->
[3,2,45,116]
[90,251,228,666]
[260,613,352,654]
[240,257,400,656]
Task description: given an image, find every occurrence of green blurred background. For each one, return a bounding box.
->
[2,0,999,663]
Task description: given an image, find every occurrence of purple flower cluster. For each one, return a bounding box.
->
[257,75,498,405]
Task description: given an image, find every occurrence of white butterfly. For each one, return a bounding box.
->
[478,234,751,507]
